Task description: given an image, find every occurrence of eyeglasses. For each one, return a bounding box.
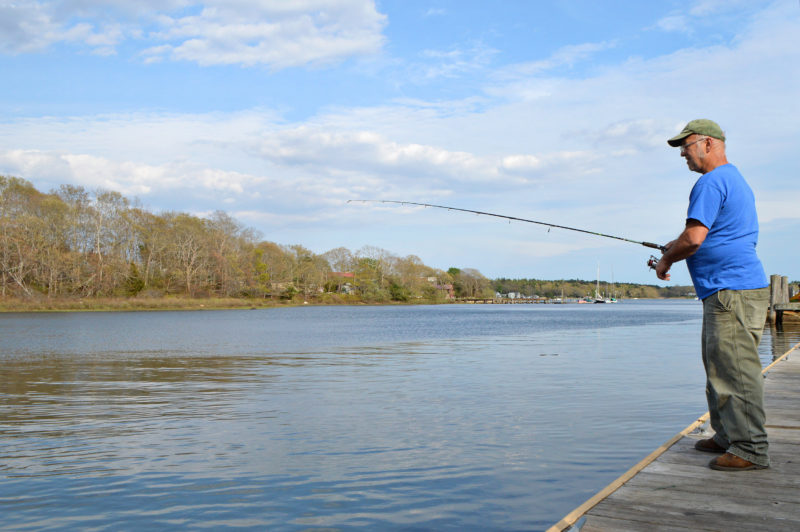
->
[680,136,708,154]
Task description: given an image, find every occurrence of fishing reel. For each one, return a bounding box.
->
[647,255,660,270]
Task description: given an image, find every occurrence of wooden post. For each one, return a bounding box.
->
[780,276,789,304]
[778,276,789,329]
[769,274,781,323]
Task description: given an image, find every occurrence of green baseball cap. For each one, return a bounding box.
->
[667,119,726,147]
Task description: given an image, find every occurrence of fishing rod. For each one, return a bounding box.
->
[348,200,666,266]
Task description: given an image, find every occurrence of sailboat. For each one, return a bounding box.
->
[594,264,615,303]
[594,264,606,303]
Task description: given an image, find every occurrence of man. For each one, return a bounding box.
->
[656,119,770,471]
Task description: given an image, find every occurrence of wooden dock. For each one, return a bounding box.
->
[549,340,800,532]
[773,302,800,328]
[768,274,797,326]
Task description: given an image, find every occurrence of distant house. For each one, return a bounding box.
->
[423,276,454,299]
[339,283,355,295]
[329,272,355,294]
[435,283,455,299]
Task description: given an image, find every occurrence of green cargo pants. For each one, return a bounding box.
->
[702,287,770,466]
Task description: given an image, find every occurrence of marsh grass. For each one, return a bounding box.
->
[0,296,284,312]
[0,293,423,312]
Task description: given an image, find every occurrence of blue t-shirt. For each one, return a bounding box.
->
[685,164,767,300]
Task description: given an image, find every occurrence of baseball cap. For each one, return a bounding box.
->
[667,119,726,147]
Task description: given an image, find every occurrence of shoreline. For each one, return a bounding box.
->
[0,296,440,313]
[0,296,703,313]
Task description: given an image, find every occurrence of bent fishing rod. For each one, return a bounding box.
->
[348,200,666,266]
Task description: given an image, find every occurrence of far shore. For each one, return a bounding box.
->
[0,295,704,313]
[2,298,798,324]
[0,295,432,313]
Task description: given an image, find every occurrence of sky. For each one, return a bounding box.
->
[1,0,798,286]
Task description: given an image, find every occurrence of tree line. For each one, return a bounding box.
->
[1,176,695,303]
[0,176,494,302]
[492,278,695,300]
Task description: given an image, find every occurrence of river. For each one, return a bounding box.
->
[1,301,798,530]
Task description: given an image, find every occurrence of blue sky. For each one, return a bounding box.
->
[1,0,798,285]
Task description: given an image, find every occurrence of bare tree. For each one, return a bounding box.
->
[322,246,355,272]
[164,213,210,296]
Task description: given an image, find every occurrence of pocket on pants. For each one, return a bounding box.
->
[708,290,733,312]
[742,288,769,332]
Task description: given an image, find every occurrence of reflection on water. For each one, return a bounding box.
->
[1,302,798,530]
[763,319,800,364]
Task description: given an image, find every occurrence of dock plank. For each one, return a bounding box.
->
[773,303,800,311]
[586,499,800,532]
[621,472,800,504]
[549,342,800,531]
[580,514,716,532]
[590,491,800,524]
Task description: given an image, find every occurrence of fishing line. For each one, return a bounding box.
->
[348,199,666,253]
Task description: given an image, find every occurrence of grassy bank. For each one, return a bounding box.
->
[0,296,277,312]
[0,293,439,312]
[0,294,712,313]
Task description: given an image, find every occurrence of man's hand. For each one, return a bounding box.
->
[656,257,672,280]
[652,221,708,281]
[655,239,677,279]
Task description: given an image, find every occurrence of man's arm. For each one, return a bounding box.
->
[655,219,709,281]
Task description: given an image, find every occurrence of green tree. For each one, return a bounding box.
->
[125,262,145,296]
[253,247,271,297]
[389,281,410,301]
[354,257,384,300]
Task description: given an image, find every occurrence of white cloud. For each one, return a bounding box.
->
[0,2,100,53]
[0,0,387,68]
[254,127,499,183]
[689,0,753,16]
[416,42,498,80]
[589,119,675,150]
[0,149,263,198]
[502,155,541,173]
[494,41,617,81]
[655,15,691,34]
[0,149,73,180]
[654,0,761,35]
[143,1,386,68]
[249,125,602,188]
[0,0,185,55]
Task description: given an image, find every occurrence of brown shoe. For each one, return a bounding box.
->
[694,437,726,453]
[709,452,768,471]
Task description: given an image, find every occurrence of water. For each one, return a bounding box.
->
[1,301,798,531]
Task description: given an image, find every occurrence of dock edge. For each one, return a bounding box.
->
[547,339,800,532]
